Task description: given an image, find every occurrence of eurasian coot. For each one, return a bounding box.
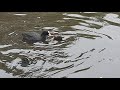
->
[22,31,50,44]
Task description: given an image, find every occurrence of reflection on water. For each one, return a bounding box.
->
[1,12,120,78]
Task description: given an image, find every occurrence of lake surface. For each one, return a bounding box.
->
[0,12,120,78]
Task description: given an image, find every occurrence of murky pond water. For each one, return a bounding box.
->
[0,12,120,78]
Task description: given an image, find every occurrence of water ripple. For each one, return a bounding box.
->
[1,12,120,78]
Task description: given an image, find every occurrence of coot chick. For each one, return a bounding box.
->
[22,31,50,44]
[21,58,30,67]
[53,36,63,41]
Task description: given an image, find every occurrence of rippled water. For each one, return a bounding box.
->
[0,12,120,78]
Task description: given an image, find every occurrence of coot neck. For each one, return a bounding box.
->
[40,35,47,42]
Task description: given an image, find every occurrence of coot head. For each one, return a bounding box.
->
[41,31,51,36]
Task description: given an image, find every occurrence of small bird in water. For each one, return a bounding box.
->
[48,31,63,41]
[22,31,51,44]
[53,36,63,41]
[20,57,30,67]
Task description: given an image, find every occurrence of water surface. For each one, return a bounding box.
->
[0,12,120,78]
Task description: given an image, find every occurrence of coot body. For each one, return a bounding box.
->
[22,31,49,44]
